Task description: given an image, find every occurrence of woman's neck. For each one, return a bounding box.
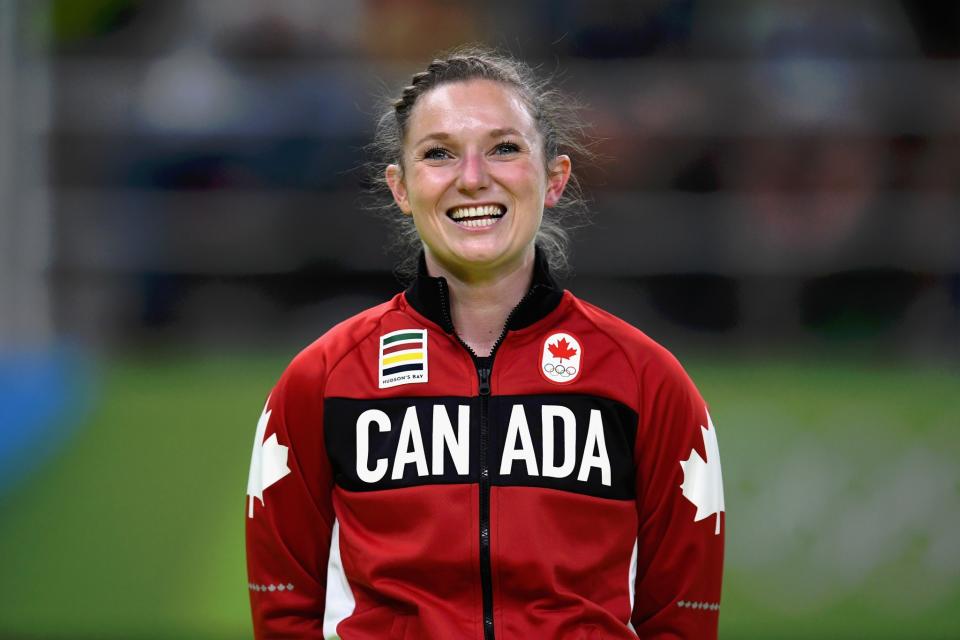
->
[424,249,536,357]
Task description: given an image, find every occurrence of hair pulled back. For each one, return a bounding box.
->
[370,45,591,280]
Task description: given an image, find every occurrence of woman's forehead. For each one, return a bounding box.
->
[406,79,537,142]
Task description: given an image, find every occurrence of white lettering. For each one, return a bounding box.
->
[432,405,470,475]
[500,405,539,476]
[359,403,615,488]
[578,409,611,486]
[356,409,390,483]
[541,405,576,478]
[392,406,429,479]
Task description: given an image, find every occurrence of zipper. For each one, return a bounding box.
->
[438,280,539,640]
[477,365,494,640]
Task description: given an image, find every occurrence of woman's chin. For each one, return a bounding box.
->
[445,239,506,266]
[438,243,535,277]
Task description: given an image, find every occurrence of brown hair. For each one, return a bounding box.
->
[370,45,593,280]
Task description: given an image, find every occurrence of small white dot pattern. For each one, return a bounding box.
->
[677,600,720,611]
[249,582,295,593]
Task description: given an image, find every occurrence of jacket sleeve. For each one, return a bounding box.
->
[631,358,725,638]
[246,357,335,639]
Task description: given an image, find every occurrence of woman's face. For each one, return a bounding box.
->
[386,79,571,280]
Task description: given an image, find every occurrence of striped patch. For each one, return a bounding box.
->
[378,329,428,389]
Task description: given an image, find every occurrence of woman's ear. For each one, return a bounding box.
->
[385,164,413,215]
[544,154,572,208]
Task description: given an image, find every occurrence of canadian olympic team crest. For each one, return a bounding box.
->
[539,331,583,385]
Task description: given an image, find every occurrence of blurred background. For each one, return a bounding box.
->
[0,0,957,638]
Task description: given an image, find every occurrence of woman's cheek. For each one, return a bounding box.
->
[418,169,454,195]
[502,162,543,190]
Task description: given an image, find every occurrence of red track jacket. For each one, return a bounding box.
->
[246,253,725,639]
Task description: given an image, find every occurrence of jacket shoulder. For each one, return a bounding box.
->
[568,293,692,385]
[278,295,401,389]
[568,293,708,443]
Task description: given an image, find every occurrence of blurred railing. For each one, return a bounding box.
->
[7,0,955,352]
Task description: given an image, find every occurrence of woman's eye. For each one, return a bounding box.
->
[423,147,451,160]
[494,142,520,155]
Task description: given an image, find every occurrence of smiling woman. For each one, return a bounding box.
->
[384,78,571,356]
[245,47,725,640]
[389,81,556,269]
[373,49,590,284]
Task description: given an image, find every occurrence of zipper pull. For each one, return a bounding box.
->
[478,367,491,396]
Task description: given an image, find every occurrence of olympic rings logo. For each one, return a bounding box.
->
[543,363,577,377]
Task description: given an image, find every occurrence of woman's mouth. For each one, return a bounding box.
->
[447,204,507,228]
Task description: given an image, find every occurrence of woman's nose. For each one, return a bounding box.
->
[456,151,490,193]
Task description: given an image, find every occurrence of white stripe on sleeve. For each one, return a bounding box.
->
[323,519,356,638]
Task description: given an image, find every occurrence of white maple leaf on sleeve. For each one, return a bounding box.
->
[679,409,725,535]
[247,397,292,518]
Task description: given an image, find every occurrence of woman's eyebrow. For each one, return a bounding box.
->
[414,128,523,147]
[488,127,521,138]
[413,132,450,146]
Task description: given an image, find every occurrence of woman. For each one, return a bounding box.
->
[246,48,724,639]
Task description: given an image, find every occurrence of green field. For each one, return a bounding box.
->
[0,352,957,639]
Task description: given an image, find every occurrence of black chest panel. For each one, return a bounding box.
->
[324,394,638,500]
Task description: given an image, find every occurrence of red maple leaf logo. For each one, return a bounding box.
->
[547,337,578,361]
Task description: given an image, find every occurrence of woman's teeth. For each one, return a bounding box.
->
[460,217,498,228]
[448,205,505,228]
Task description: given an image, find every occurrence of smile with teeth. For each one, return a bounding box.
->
[447,204,506,228]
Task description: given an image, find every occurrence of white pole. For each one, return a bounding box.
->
[0,0,53,348]
[0,0,15,345]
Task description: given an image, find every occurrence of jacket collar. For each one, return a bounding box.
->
[403,247,564,334]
